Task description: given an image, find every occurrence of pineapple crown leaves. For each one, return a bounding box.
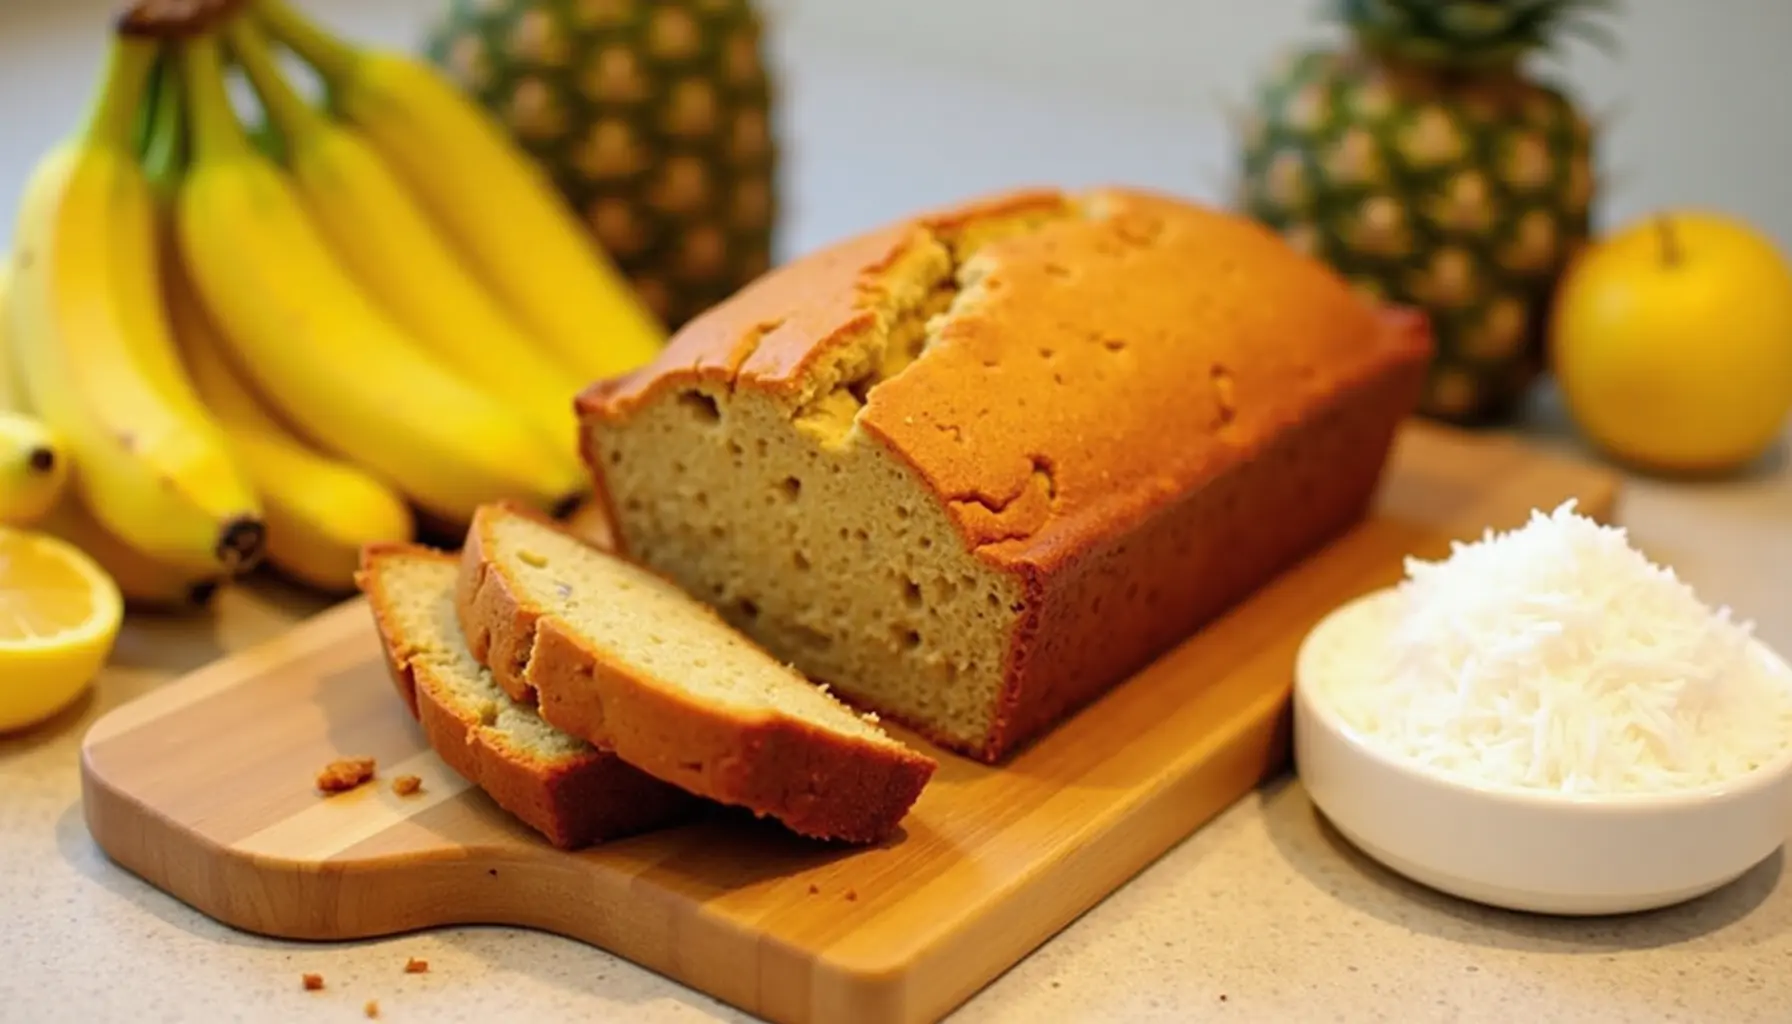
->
[1333,0,1621,70]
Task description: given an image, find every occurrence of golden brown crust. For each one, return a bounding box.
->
[454,525,537,704]
[455,507,936,844]
[455,499,617,701]
[581,186,1426,570]
[358,543,697,849]
[577,185,1432,762]
[981,312,1428,759]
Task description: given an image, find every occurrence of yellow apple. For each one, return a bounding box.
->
[1550,209,1792,475]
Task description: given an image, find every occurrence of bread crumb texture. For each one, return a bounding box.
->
[391,774,423,796]
[485,511,898,746]
[315,757,376,794]
[372,553,591,760]
[583,186,1422,758]
[586,196,1061,752]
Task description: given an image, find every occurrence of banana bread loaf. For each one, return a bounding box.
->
[577,186,1432,763]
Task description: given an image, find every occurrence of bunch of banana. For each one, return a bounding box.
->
[3,0,666,606]
[0,212,217,611]
[176,25,592,522]
[5,18,266,610]
[251,0,669,383]
[223,16,586,459]
[148,71,416,595]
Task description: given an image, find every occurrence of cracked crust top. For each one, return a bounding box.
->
[579,185,1432,574]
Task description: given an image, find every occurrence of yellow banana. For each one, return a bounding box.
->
[0,244,219,611]
[252,0,669,384]
[224,18,586,463]
[7,35,265,577]
[174,35,587,526]
[31,491,221,612]
[140,62,417,595]
[0,266,68,526]
[0,410,70,528]
[0,263,20,407]
[0,270,68,527]
[167,242,416,593]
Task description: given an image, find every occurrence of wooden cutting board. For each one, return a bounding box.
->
[80,422,1618,1024]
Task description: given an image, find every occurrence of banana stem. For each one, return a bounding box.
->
[142,51,189,183]
[83,35,162,153]
[180,35,252,161]
[1656,215,1683,268]
[134,51,166,158]
[250,0,358,85]
[225,16,326,152]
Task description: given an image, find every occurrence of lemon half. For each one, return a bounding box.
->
[0,527,123,732]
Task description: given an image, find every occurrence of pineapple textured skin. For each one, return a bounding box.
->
[426,0,780,331]
[1241,47,1595,425]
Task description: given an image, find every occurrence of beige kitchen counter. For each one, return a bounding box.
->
[4,1,1792,1018]
[5,400,1789,1024]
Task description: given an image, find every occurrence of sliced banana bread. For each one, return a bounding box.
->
[358,543,697,848]
[455,503,937,844]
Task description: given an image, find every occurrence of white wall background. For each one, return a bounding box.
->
[1,0,1788,259]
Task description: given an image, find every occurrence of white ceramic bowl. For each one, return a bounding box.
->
[1293,587,1792,917]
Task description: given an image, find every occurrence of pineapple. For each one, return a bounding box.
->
[425,0,779,331]
[1239,0,1609,425]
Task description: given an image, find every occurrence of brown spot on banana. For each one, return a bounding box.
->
[217,515,266,574]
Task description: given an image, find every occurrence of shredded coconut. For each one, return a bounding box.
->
[1320,500,1792,795]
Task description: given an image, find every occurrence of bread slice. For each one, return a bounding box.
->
[357,543,697,849]
[455,503,938,844]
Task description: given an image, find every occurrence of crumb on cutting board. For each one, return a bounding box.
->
[807,883,819,895]
[392,774,423,796]
[364,999,380,1018]
[404,957,429,974]
[301,973,324,991]
[844,888,858,902]
[317,757,377,794]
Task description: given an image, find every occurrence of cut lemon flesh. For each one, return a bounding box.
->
[0,527,123,732]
